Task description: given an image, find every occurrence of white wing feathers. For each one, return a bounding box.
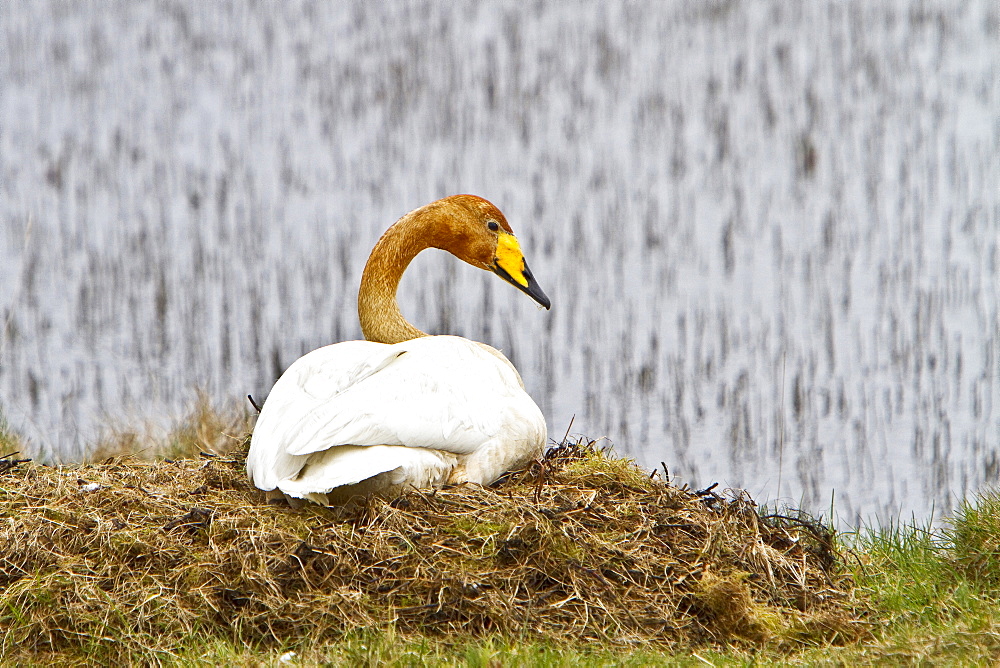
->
[275,445,459,498]
[246,335,546,500]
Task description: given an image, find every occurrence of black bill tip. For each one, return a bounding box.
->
[494,259,551,310]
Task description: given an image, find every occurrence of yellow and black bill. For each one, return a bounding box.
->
[492,233,551,309]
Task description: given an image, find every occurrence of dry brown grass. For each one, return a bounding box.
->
[85,393,254,462]
[0,435,868,660]
[0,411,25,461]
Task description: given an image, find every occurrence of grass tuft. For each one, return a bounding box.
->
[840,503,1000,664]
[947,489,1000,586]
[86,393,253,462]
[0,408,25,456]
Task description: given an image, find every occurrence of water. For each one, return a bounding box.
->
[1,1,997,527]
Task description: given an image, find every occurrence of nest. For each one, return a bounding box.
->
[0,438,867,655]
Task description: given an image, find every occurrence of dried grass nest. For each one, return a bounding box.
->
[0,439,868,654]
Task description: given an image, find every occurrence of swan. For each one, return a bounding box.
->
[246,194,551,504]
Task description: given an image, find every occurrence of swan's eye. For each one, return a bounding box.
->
[487,221,499,232]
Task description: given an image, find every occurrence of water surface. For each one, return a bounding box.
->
[1,1,997,526]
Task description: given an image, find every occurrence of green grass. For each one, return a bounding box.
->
[3,634,748,667]
[838,492,1000,664]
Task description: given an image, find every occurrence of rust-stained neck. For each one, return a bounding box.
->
[358,207,432,344]
[357,195,522,345]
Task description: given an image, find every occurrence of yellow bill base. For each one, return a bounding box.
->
[494,233,528,287]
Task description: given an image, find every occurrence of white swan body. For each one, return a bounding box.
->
[247,335,547,504]
[246,194,550,504]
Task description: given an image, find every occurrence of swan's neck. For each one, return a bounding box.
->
[358,209,434,344]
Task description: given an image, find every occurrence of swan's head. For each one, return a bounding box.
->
[433,194,551,310]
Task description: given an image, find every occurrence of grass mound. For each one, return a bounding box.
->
[0,437,866,661]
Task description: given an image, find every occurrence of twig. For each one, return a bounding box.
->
[162,507,213,532]
[559,415,575,447]
[248,394,262,413]
[0,451,31,474]
[533,459,546,505]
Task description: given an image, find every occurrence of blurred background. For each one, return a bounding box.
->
[1,1,997,526]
